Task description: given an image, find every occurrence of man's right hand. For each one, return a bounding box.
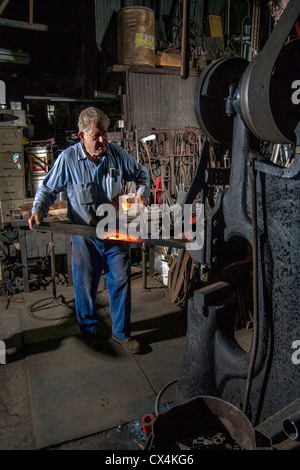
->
[28,211,43,230]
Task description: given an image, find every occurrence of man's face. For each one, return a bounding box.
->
[79,121,108,162]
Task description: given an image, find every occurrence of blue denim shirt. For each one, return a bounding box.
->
[32,141,150,226]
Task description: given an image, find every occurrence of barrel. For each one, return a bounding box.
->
[30,173,45,196]
[26,145,49,174]
[118,7,155,67]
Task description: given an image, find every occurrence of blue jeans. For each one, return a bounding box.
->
[71,235,131,339]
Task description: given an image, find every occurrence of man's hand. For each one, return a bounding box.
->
[136,194,147,206]
[28,211,43,230]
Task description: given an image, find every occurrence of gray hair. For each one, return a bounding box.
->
[78,107,110,133]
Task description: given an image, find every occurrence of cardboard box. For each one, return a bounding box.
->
[155,49,181,67]
[205,15,223,38]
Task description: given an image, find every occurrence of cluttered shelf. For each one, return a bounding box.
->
[10,198,68,227]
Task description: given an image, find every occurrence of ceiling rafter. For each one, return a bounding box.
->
[0,0,10,16]
[0,0,48,31]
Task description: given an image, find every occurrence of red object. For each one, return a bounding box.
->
[179,214,196,241]
[155,177,162,205]
[141,413,155,436]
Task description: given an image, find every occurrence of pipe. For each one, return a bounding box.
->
[24,92,118,101]
[271,144,281,164]
[141,413,155,437]
[181,0,190,79]
[227,0,230,44]
[283,410,300,440]
[240,15,252,57]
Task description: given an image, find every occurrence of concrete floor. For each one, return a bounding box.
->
[0,270,187,450]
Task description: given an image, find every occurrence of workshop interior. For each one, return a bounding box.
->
[0,0,299,452]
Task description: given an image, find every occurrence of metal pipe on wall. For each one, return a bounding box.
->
[227,0,230,44]
[181,0,190,79]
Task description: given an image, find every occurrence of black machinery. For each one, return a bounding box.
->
[176,0,300,429]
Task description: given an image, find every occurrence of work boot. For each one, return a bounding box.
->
[111,334,143,354]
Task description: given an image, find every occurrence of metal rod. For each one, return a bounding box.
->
[29,231,74,318]
[227,0,230,45]
[181,0,190,79]
[49,232,56,299]
[32,222,188,249]
[142,243,147,290]
[24,93,118,101]
[271,144,281,164]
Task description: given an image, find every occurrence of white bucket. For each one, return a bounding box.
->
[161,260,170,286]
[31,174,45,196]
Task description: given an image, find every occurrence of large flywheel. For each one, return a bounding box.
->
[239,38,300,144]
[195,0,300,147]
[194,57,248,148]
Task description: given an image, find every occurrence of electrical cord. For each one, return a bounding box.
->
[155,379,178,416]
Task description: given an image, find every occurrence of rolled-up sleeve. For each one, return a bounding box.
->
[118,147,150,197]
[32,152,68,216]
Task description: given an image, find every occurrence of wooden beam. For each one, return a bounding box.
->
[0,18,48,31]
[29,0,33,24]
[0,0,10,16]
[171,251,190,303]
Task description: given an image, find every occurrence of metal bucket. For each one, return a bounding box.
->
[145,395,256,450]
[26,145,49,174]
[118,7,155,67]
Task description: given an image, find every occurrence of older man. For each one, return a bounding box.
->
[28,107,150,353]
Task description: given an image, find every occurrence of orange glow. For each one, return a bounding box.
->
[102,229,141,243]
[121,193,136,212]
